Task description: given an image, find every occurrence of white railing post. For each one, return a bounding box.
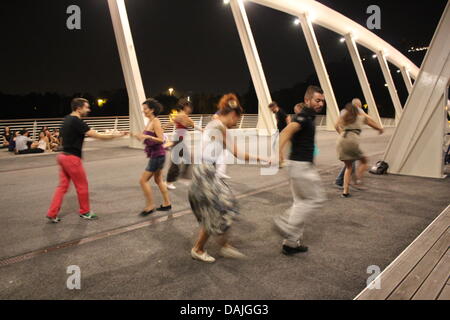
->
[33,121,37,140]
[114,117,119,131]
[239,114,245,129]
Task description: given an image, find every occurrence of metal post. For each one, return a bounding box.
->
[229,0,276,134]
[107,0,146,149]
[377,50,403,124]
[239,114,245,129]
[33,121,37,140]
[400,66,413,94]
[344,33,383,128]
[298,13,340,131]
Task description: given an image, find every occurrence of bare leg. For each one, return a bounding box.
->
[140,171,154,211]
[154,170,171,207]
[193,227,210,254]
[356,157,368,183]
[216,232,230,249]
[343,160,353,195]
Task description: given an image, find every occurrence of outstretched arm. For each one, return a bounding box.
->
[364,115,384,134]
[220,126,266,163]
[86,130,127,140]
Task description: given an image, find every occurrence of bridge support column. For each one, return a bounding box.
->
[344,33,383,128]
[230,0,276,134]
[298,13,340,131]
[400,66,414,94]
[377,51,403,125]
[107,0,146,148]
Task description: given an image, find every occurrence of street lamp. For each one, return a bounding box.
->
[168,88,174,96]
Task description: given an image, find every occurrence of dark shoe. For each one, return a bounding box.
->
[341,193,351,198]
[282,245,309,256]
[156,205,172,212]
[140,209,155,217]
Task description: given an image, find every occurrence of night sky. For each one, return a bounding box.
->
[0,0,447,98]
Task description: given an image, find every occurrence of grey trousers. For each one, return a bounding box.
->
[274,161,326,247]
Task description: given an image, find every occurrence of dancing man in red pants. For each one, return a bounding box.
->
[46,98,127,223]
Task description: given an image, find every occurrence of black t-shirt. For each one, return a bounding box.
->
[276,109,288,132]
[290,107,316,163]
[61,115,90,158]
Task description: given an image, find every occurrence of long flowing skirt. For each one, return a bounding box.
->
[188,163,239,236]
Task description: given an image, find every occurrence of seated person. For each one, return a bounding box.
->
[15,130,44,154]
[8,131,19,152]
[31,131,49,152]
[44,130,59,151]
[1,127,12,149]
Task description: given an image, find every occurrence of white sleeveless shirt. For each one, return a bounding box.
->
[202,119,227,164]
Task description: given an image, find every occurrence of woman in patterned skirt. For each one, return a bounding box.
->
[189,93,267,263]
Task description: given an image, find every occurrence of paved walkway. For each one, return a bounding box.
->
[0,128,449,299]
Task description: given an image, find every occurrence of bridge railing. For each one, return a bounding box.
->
[0,114,397,140]
[0,115,260,140]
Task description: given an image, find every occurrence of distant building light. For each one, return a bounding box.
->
[294,18,300,25]
[340,37,345,43]
[223,0,230,5]
[372,54,377,59]
[408,46,429,53]
[97,99,107,107]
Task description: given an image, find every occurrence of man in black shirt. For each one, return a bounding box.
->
[46,98,127,223]
[274,86,327,256]
[269,102,291,132]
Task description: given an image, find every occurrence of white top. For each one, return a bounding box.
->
[15,135,32,151]
[202,119,227,164]
[38,139,47,151]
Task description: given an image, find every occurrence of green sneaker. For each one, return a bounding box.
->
[80,212,98,220]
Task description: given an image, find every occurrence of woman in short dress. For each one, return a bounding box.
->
[335,101,383,198]
[189,93,267,263]
[132,98,172,216]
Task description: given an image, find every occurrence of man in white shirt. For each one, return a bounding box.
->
[15,130,43,154]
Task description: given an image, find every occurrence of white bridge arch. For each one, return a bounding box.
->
[107,0,449,179]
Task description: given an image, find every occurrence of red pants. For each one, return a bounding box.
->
[47,154,90,218]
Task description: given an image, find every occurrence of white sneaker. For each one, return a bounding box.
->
[220,246,247,259]
[191,249,216,263]
[166,183,176,190]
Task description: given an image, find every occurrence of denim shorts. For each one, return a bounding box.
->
[146,155,166,172]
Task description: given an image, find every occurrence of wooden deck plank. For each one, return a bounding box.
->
[437,283,450,300]
[412,249,450,300]
[388,229,450,300]
[356,206,450,300]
